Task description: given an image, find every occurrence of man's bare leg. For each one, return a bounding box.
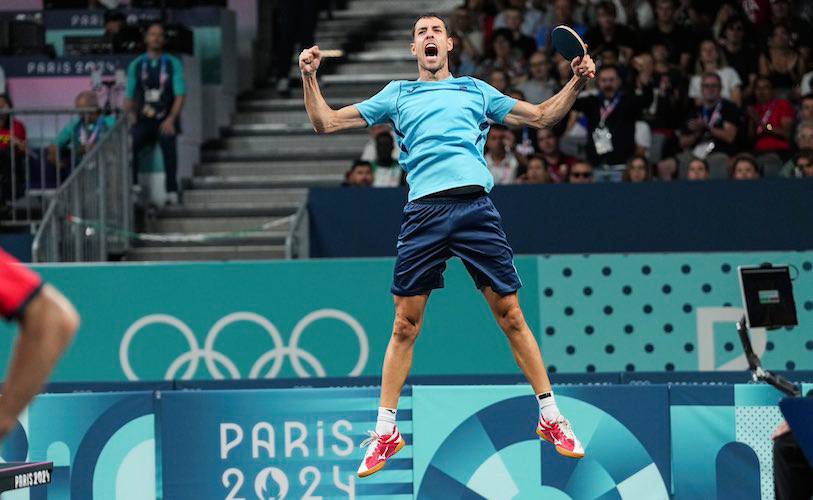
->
[482,286,584,457]
[380,294,429,408]
[0,286,78,437]
[482,287,551,394]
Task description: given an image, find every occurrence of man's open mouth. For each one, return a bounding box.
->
[425,43,438,57]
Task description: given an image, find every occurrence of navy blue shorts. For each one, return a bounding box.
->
[392,194,523,296]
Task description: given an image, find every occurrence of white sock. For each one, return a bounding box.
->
[537,392,561,422]
[375,407,397,435]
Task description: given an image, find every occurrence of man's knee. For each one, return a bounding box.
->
[497,303,526,336]
[392,312,421,343]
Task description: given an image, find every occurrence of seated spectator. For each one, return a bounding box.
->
[0,94,27,203]
[361,124,398,163]
[342,160,373,187]
[758,25,805,99]
[485,125,518,184]
[688,40,743,107]
[748,77,795,160]
[500,8,537,59]
[488,69,511,94]
[536,0,587,52]
[583,1,635,63]
[534,128,575,183]
[622,154,651,182]
[654,156,679,181]
[780,121,813,177]
[686,157,711,180]
[642,0,696,71]
[790,149,813,178]
[633,51,686,160]
[518,154,549,184]
[567,160,594,183]
[798,94,813,125]
[731,153,762,180]
[718,16,758,85]
[519,51,558,103]
[572,65,652,169]
[449,6,485,77]
[763,0,812,62]
[679,72,740,164]
[48,91,115,167]
[370,131,403,187]
[479,30,526,82]
[493,0,543,38]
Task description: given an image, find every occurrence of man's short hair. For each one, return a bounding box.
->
[688,157,709,172]
[796,120,813,140]
[598,64,620,77]
[795,149,813,164]
[350,159,372,171]
[412,13,449,38]
[596,1,617,17]
[144,20,165,34]
[700,72,722,86]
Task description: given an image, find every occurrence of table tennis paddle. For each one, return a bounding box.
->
[552,25,586,61]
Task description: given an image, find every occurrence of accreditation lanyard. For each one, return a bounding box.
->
[702,101,722,128]
[759,99,778,130]
[79,116,104,146]
[141,55,169,95]
[598,95,620,127]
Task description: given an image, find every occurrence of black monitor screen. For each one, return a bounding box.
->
[738,266,798,329]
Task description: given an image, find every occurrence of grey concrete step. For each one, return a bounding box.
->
[233,110,312,125]
[217,134,368,153]
[367,39,409,51]
[160,202,300,218]
[196,160,349,177]
[135,231,288,248]
[201,147,360,162]
[149,216,291,234]
[334,61,416,75]
[339,0,456,17]
[236,98,355,113]
[184,188,307,205]
[347,50,413,62]
[126,244,286,261]
[249,83,384,99]
[190,175,343,189]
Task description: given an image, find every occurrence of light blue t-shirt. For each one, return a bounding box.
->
[356,76,518,201]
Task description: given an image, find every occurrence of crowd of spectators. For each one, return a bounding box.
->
[348,0,813,187]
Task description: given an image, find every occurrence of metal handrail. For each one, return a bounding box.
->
[31,116,130,263]
[285,201,309,259]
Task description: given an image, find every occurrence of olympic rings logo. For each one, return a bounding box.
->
[119,310,369,380]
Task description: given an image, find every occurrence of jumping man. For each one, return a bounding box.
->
[0,249,78,439]
[299,13,596,477]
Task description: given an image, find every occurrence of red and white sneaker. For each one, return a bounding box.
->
[537,415,585,458]
[357,427,406,478]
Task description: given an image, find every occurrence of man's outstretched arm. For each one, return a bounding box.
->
[0,286,78,438]
[504,54,596,129]
[300,45,368,134]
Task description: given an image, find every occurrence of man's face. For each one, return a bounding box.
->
[687,160,709,180]
[554,0,572,20]
[529,52,549,79]
[798,126,813,149]
[701,76,722,103]
[504,9,523,31]
[754,79,773,103]
[145,25,165,51]
[651,44,669,63]
[569,163,593,183]
[733,161,759,180]
[800,99,813,120]
[526,159,548,183]
[493,35,512,58]
[412,17,453,74]
[795,155,813,177]
[105,20,123,35]
[598,68,620,96]
[486,129,503,152]
[536,129,557,154]
[772,0,789,21]
[489,71,508,92]
[348,165,373,186]
[725,22,744,43]
[655,0,674,23]
[597,7,615,29]
[75,94,99,123]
